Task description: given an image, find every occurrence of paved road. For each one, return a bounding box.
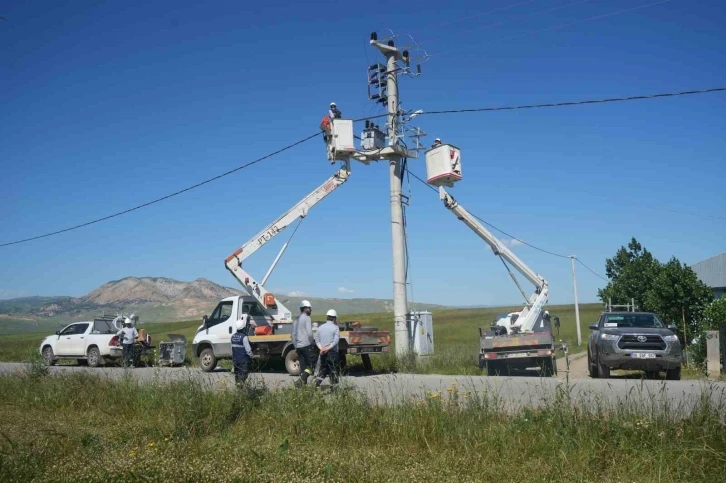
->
[2,361,724,417]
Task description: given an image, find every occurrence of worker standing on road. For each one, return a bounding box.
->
[291,300,317,387]
[231,317,254,386]
[314,309,341,390]
[116,318,138,368]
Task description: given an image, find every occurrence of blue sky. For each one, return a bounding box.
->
[1,0,724,307]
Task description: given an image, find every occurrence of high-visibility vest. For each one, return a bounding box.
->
[320,114,331,133]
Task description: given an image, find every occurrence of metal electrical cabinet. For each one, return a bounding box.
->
[410,311,434,356]
[159,334,187,367]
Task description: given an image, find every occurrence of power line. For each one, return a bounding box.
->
[0,132,321,247]
[351,87,726,125]
[433,0,672,58]
[6,86,724,247]
[406,168,616,287]
[444,0,593,39]
[576,257,608,281]
[437,0,541,29]
[405,168,570,258]
[494,0,673,45]
[424,87,726,115]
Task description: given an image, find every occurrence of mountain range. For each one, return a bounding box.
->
[0,276,448,333]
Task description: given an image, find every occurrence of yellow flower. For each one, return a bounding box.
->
[148,442,155,447]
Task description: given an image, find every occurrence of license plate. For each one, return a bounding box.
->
[507,352,528,358]
[631,352,656,359]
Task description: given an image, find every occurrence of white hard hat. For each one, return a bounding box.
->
[330,102,336,107]
[545,310,550,315]
[435,138,441,142]
[300,300,311,309]
[235,318,248,331]
[326,309,338,318]
[124,317,133,326]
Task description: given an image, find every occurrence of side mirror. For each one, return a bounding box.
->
[667,325,678,332]
[588,324,599,331]
[55,330,60,335]
[203,315,209,334]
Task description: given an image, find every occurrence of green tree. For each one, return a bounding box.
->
[597,238,660,309]
[598,237,713,343]
[643,257,713,334]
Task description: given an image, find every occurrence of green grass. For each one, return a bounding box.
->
[0,303,604,375]
[0,372,724,482]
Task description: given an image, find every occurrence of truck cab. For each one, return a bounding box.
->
[192,296,268,364]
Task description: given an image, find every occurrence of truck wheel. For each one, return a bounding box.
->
[284,349,300,376]
[665,366,681,381]
[199,348,218,372]
[587,350,597,378]
[596,356,610,379]
[42,347,56,366]
[87,347,103,368]
[361,354,373,372]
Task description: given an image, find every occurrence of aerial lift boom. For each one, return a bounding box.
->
[438,186,549,333]
[224,160,351,324]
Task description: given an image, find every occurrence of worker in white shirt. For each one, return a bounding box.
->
[116,318,139,368]
[314,309,341,390]
[328,102,342,119]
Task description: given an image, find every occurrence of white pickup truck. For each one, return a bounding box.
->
[39,316,153,367]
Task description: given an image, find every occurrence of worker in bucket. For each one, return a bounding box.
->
[328,102,342,120]
[432,138,442,148]
[116,317,138,368]
[291,300,317,387]
[231,316,254,386]
[314,309,341,390]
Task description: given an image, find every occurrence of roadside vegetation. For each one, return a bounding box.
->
[0,371,723,482]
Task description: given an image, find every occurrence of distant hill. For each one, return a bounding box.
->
[0,276,448,334]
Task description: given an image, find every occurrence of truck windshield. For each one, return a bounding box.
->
[603,314,665,328]
[92,319,116,334]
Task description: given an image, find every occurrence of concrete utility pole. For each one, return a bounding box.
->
[570,255,582,346]
[370,33,411,356]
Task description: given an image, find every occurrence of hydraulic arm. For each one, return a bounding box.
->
[225,160,351,323]
[438,186,549,333]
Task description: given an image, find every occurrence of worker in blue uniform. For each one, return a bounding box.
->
[231,316,254,386]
